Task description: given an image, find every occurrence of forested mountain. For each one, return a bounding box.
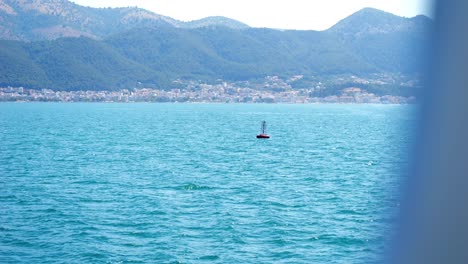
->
[0,0,248,40]
[0,1,432,95]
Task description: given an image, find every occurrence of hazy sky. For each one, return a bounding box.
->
[71,0,432,30]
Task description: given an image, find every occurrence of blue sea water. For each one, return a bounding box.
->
[0,103,414,263]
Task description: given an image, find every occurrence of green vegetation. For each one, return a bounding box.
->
[0,0,249,41]
[0,37,158,90]
[0,3,431,96]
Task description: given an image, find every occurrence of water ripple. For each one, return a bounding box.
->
[0,103,414,263]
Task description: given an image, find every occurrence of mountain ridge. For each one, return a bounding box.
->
[0,0,430,41]
[0,1,432,96]
[0,0,252,40]
[328,7,430,37]
[184,16,250,30]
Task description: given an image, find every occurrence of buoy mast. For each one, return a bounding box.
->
[257,121,270,139]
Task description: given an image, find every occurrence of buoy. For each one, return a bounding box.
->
[256,121,270,139]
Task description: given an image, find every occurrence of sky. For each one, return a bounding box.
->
[71,0,432,30]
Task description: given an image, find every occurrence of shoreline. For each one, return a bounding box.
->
[0,101,415,105]
[0,87,417,105]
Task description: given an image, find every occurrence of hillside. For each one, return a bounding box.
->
[184,16,249,29]
[0,2,432,96]
[0,37,157,90]
[0,0,248,40]
[329,8,430,36]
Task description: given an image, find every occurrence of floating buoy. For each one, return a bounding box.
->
[256,121,270,139]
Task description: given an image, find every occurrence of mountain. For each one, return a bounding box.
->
[184,16,249,29]
[0,3,432,96]
[329,8,432,37]
[325,8,431,75]
[0,0,249,41]
[0,37,156,89]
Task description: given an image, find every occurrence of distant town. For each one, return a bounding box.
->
[0,76,417,104]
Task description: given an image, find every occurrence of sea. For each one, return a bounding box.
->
[0,103,415,263]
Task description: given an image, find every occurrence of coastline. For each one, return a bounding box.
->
[0,87,417,104]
